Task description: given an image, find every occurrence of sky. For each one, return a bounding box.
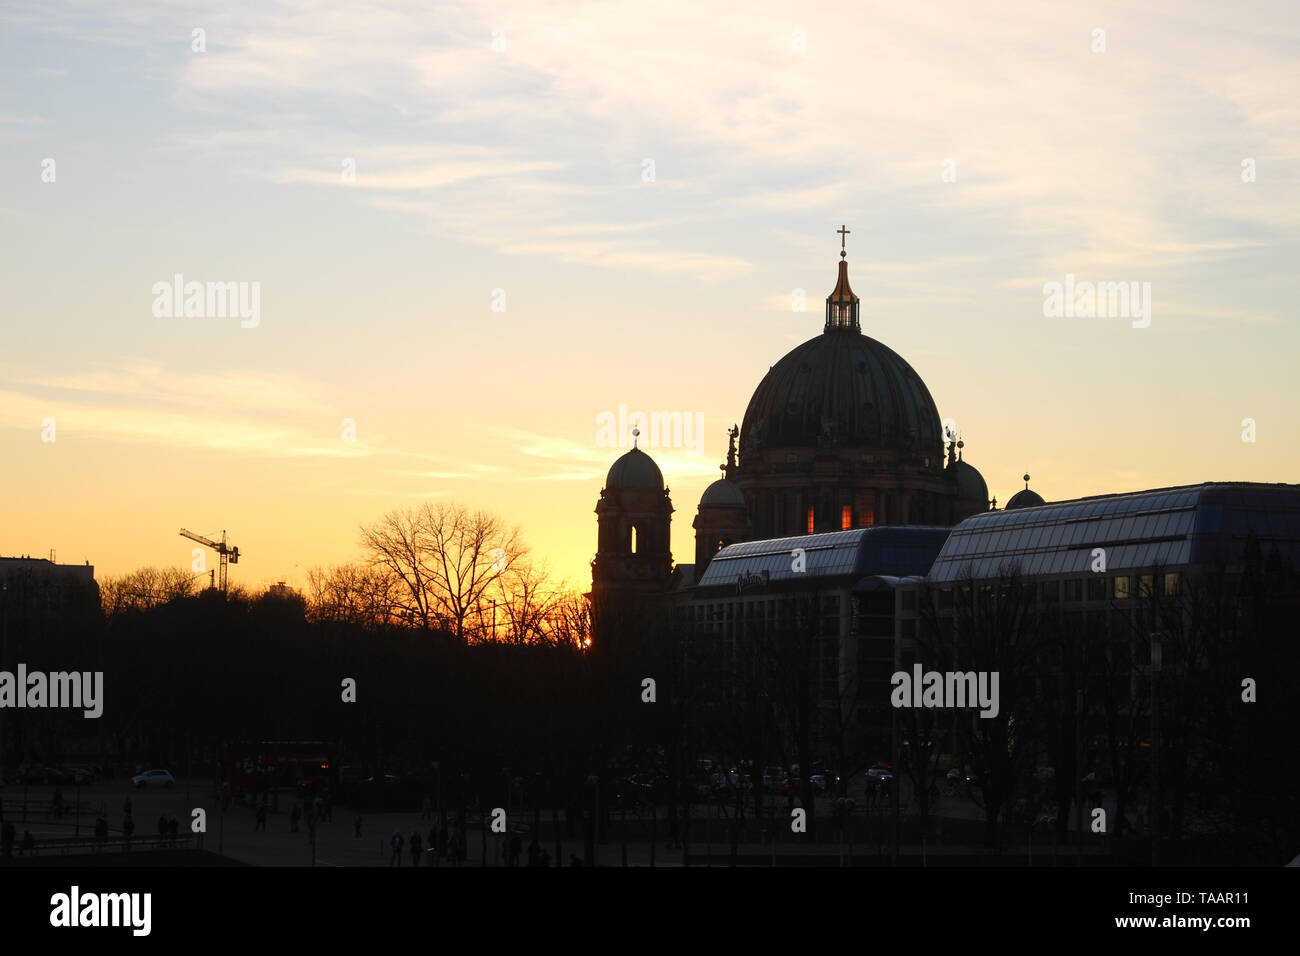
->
[1,0,1297,594]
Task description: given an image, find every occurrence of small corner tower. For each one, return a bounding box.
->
[591,429,674,647]
[693,430,748,578]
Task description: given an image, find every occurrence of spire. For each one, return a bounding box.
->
[825,224,860,333]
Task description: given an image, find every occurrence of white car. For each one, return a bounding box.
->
[131,769,175,789]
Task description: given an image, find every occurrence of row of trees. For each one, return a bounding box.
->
[95,503,593,648]
[306,502,589,646]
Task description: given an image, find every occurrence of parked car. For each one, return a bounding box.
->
[865,762,895,786]
[947,766,979,788]
[131,769,175,789]
[63,768,94,786]
[809,773,838,795]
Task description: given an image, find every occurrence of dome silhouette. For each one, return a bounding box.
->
[604,447,664,491]
[740,332,943,456]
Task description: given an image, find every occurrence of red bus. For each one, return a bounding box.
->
[221,741,337,797]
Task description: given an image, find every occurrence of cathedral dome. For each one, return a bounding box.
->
[604,447,664,491]
[952,459,988,503]
[740,331,943,456]
[1005,474,1045,510]
[699,477,745,508]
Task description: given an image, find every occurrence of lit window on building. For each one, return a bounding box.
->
[1163,572,1179,596]
[1114,576,1130,600]
[841,505,852,530]
[807,507,815,534]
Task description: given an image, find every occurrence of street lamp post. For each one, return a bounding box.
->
[1151,635,1161,868]
[1076,688,1084,868]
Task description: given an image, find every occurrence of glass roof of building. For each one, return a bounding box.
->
[928,482,1300,583]
[696,526,951,589]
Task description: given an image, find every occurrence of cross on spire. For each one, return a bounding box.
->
[837,224,850,257]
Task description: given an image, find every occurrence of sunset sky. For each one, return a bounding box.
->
[1,0,1297,594]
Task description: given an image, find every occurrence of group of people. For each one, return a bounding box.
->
[389,821,469,866]
[0,820,35,857]
[385,822,556,867]
[287,790,333,836]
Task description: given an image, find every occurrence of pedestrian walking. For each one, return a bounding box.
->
[390,830,404,866]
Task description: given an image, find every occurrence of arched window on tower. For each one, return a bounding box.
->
[630,525,638,554]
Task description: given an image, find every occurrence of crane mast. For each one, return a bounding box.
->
[178,528,240,594]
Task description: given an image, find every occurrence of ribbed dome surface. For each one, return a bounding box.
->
[740,332,942,455]
[604,447,664,491]
[953,459,989,503]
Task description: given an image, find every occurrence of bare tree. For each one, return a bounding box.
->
[486,557,560,644]
[359,502,523,641]
[100,566,198,617]
[305,562,401,628]
[544,591,592,649]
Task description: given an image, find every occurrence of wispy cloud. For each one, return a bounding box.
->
[0,361,372,458]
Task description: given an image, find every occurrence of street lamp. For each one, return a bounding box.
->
[1076,688,1084,867]
[835,796,856,866]
[1150,634,1162,868]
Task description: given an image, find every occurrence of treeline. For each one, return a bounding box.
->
[82,502,622,779]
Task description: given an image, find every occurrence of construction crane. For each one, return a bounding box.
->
[179,528,240,594]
